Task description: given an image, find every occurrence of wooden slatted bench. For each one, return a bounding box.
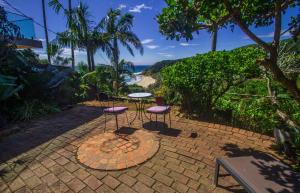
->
[214,155,300,193]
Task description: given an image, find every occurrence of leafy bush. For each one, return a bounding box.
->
[161,47,264,116]
[125,84,145,94]
[8,100,60,121]
[77,65,114,100]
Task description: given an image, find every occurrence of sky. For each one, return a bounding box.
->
[1,0,299,66]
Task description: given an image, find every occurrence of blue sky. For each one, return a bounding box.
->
[2,0,298,66]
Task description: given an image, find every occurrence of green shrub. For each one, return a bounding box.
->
[161,47,264,116]
[9,100,60,121]
[216,79,300,135]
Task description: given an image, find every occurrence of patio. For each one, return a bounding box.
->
[0,101,275,193]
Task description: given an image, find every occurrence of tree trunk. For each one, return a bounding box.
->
[68,0,75,70]
[91,50,95,71]
[266,76,300,132]
[112,38,119,94]
[42,0,51,64]
[227,3,300,106]
[211,26,218,51]
[86,48,92,71]
[263,56,300,104]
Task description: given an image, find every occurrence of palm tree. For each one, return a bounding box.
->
[55,2,92,70]
[96,9,143,92]
[47,43,72,65]
[41,0,51,64]
[49,0,75,69]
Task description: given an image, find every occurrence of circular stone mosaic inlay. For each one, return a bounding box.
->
[77,130,159,170]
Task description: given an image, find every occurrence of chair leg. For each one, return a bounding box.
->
[214,161,220,186]
[155,114,158,129]
[115,114,119,131]
[125,112,130,126]
[169,112,171,128]
[164,114,166,129]
[104,113,106,132]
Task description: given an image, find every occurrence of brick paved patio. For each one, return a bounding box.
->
[0,101,276,193]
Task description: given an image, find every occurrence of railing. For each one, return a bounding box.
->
[7,11,36,39]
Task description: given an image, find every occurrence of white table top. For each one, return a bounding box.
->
[128,92,152,98]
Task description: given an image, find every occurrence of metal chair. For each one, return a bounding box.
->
[102,92,130,132]
[146,96,171,128]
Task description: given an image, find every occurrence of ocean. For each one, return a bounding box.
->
[133,65,151,73]
[126,65,151,85]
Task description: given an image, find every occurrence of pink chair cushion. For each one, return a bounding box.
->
[104,107,128,113]
[146,106,170,114]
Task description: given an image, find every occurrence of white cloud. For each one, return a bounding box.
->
[243,30,291,39]
[146,45,159,49]
[141,39,154,44]
[38,38,45,42]
[117,4,126,10]
[157,52,174,58]
[160,45,175,50]
[180,43,200,46]
[62,48,86,56]
[129,4,152,13]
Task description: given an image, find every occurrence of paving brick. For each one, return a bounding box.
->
[96,184,117,193]
[113,184,135,193]
[55,157,70,166]
[58,171,75,183]
[118,174,136,187]
[169,171,189,184]
[33,166,49,177]
[102,175,120,189]
[19,169,34,180]
[49,181,70,193]
[14,186,30,193]
[187,188,199,193]
[90,170,107,180]
[77,186,94,193]
[24,175,42,188]
[153,173,174,186]
[126,170,139,177]
[32,183,51,192]
[64,162,80,172]
[84,175,103,190]
[153,182,175,193]
[180,161,198,171]
[41,158,56,168]
[67,178,86,192]
[172,181,189,193]
[74,169,90,180]
[8,177,25,192]
[164,151,179,159]
[187,179,201,190]
[41,173,59,186]
[137,166,155,177]
[49,164,65,176]
[152,165,170,175]
[164,156,181,165]
[166,162,185,173]
[179,156,196,164]
[184,169,200,180]
[136,173,155,187]
[133,181,154,193]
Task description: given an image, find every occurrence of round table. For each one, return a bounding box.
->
[128,92,152,124]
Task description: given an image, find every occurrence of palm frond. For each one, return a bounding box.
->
[48,0,66,13]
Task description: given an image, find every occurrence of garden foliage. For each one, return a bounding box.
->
[161,47,264,115]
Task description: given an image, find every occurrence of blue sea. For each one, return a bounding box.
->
[133,65,150,73]
[126,65,151,85]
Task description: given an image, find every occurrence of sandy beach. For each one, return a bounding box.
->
[136,75,156,88]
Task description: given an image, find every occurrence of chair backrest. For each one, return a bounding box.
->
[155,96,165,106]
